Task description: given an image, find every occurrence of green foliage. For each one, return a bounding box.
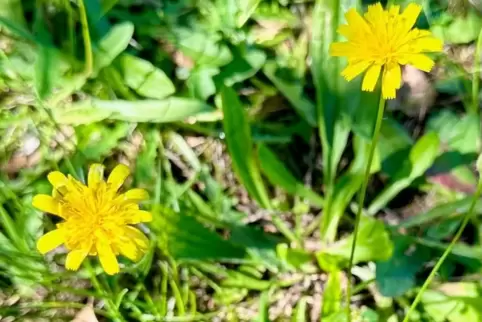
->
[0,0,481,321]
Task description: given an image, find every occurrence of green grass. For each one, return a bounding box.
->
[1,0,482,321]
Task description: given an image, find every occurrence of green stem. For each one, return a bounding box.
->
[472,26,482,115]
[346,94,386,321]
[85,261,126,322]
[78,0,93,76]
[402,178,482,322]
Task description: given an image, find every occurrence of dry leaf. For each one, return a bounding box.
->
[71,305,98,322]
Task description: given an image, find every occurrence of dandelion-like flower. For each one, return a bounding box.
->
[330,3,443,99]
[33,164,152,275]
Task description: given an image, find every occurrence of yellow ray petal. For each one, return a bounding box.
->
[400,3,422,33]
[116,238,142,262]
[344,8,372,38]
[411,36,443,52]
[37,229,64,254]
[48,171,68,191]
[330,42,356,57]
[96,239,119,275]
[341,60,371,81]
[32,194,63,217]
[362,64,381,92]
[125,210,153,224]
[404,54,435,72]
[124,189,149,202]
[124,226,149,252]
[381,63,402,99]
[65,246,91,271]
[88,163,105,188]
[107,164,130,192]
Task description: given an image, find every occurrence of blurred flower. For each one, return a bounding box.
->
[33,164,152,275]
[330,3,443,99]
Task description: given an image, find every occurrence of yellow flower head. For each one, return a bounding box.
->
[33,164,152,275]
[330,3,443,99]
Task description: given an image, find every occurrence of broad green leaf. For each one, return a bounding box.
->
[0,0,25,28]
[93,22,134,74]
[258,144,324,208]
[377,118,413,177]
[367,132,440,215]
[119,54,175,99]
[318,216,393,266]
[321,135,379,242]
[422,283,482,322]
[170,28,232,67]
[187,67,218,100]
[397,197,482,229]
[54,97,213,124]
[376,236,431,297]
[216,46,266,86]
[311,0,359,185]
[322,271,342,317]
[237,0,261,27]
[152,206,246,260]
[263,61,316,126]
[432,10,482,44]
[221,86,271,208]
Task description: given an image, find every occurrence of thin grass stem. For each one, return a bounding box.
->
[78,0,93,76]
[346,94,386,321]
[402,177,482,322]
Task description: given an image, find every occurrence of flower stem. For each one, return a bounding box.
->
[78,0,93,76]
[346,94,386,321]
[402,177,482,322]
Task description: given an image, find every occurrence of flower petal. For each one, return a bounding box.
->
[341,60,371,81]
[124,189,149,202]
[125,210,153,224]
[124,226,149,253]
[88,164,105,188]
[37,229,64,254]
[362,64,381,92]
[382,63,402,99]
[116,238,142,262]
[330,42,356,57]
[32,194,63,217]
[48,171,68,190]
[107,164,130,192]
[400,3,422,32]
[65,248,90,271]
[96,239,119,275]
[404,54,435,72]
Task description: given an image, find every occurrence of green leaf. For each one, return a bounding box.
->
[170,28,232,67]
[397,197,482,229]
[322,271,342,317]
[258,144,324,208]
[93,22,134,74]
[187,67,219,100]
[152,206,246,260]
[221,270,271,290]
[255,291,270,322]
[311,0,359,185]
[0,0,25,26]
[377,118,413,177]
[237,0,261,27]
[376,235,431,297]
[221,86,271,208]
[292,297,308,322]
[318,216,393,266]
[263,61,316,127]
[216,46,266,86]
[421,283,482,322]
[367,132,440,215]
[119,54,175,99]
[432,10,482,44]
[54,97,213,124]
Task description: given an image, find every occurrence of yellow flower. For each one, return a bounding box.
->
[33,164,152,275]
[330,3,443,99]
